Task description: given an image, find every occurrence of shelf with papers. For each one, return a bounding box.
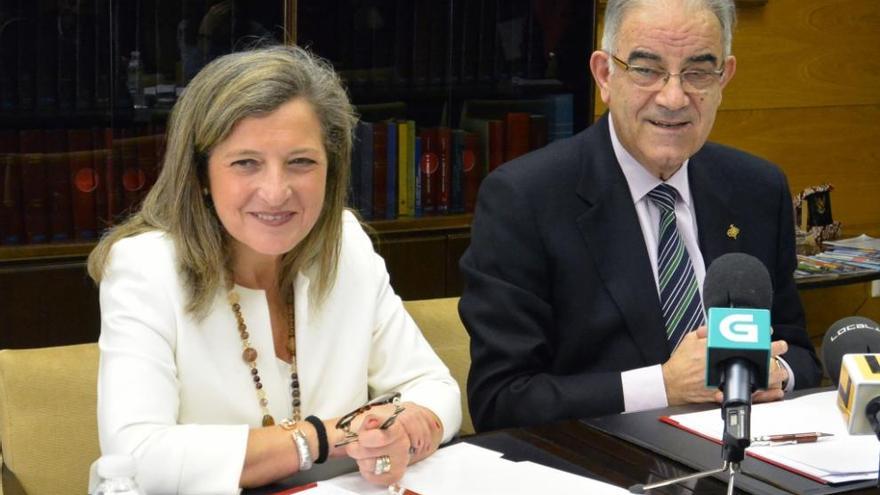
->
[795,270,880,290]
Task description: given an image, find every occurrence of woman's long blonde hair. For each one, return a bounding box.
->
[88,45,357,318]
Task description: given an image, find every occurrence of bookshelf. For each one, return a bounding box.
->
[0,0,598,349]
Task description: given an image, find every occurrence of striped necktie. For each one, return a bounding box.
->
[647,184,705,352]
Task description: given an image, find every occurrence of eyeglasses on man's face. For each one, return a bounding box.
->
[609,53,725,93]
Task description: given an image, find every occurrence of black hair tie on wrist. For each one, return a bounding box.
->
[305,415,329,464]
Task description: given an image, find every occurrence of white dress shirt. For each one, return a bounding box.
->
[97,210,461,494]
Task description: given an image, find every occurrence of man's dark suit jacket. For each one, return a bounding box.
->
[459,114,822,432]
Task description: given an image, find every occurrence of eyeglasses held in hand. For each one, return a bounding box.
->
[334,392,406,447]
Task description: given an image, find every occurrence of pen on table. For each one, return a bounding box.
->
[751,432,834,445]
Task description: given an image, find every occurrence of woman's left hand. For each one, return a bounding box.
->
[345,414,411,485]
[397,402,444,463]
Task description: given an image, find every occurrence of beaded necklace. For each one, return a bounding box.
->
[228,289,301,427]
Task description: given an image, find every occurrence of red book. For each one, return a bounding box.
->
[68,129,98,240]
[487,120,505,172]
[419,129,439,214]
[19,130,49,244]
[504,112,531,162]
[93,128,112,230]
[119,129,145,217]
[463,132,481,213]
[45,130,73,241]
[371,123,388,219]
[137,131,158,198]
[436,128,452,213]
[107,129,127,223]
[153,126,166,181]
[529,114,548,151]
[0,130,23,244]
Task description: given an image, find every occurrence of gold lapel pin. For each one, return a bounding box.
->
[727,224,740,240]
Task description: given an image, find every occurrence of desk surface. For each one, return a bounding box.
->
[486,416,878,495]
[249,409,878,495]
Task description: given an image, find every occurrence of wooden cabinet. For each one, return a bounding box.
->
[372,215,472,300]
[0,219,470,349]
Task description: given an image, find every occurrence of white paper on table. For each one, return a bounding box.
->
[284,484,361,495]
[665,391,879,483]
[321,442,629,495]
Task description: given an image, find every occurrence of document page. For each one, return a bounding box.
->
[320,443,629,495]
[665,391,879,483]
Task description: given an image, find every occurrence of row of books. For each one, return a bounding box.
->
[300,0,552,91]
[0,128,162,245]
[0,91,575,244]
[351,94,573,219]
[795,235,880,279]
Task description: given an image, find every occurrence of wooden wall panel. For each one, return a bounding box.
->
[800,283,880,351]
[710,105,880,236]
[726,0,880,110]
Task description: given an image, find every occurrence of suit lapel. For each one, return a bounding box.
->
[689,153,738,267]
[574,117,669,364]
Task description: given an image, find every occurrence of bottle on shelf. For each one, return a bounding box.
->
[127,51,147,109]
[93,455,146,495]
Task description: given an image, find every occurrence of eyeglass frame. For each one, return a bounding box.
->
[333,392,406,447]
[608,53,726,93]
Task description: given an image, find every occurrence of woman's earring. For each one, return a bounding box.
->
[202,187,209,197]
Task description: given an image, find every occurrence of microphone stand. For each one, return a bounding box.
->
[630,359,754,495]
[629,460,740,495]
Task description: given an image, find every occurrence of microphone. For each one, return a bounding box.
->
[703,253,773,464]
[821,317,880,439]
[836,353,880,436]
[821,316,880,386]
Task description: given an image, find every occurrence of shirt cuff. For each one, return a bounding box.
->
[621,364,668,413]
[776,356,795,392]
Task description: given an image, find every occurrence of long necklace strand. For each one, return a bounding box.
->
[229,290,301,427]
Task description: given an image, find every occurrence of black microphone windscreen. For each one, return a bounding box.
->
[703,253,773,310]
[822,316,880,385]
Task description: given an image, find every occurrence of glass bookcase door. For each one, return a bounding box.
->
[296,0,595,221]
[0,0,289,252]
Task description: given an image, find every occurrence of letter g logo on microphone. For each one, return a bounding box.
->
[719,313,759,343]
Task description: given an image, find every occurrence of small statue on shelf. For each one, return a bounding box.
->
[793,184,841,255]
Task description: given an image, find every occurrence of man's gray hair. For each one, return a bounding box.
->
[601,0,736,58]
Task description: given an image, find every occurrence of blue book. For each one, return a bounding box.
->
[413,136,423,217]
[385,121,398,219]
[546,93,574,141]
[355,121,373,220]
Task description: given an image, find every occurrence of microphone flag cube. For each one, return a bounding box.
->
[836,353,880,435]
[706,307,772,388]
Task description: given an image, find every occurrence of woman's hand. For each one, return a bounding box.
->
[396,402,444,463]
[345,413,411,485]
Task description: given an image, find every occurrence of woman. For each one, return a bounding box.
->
[88,46,461,493]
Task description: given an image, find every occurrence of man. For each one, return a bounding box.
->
[459,0,822,432]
